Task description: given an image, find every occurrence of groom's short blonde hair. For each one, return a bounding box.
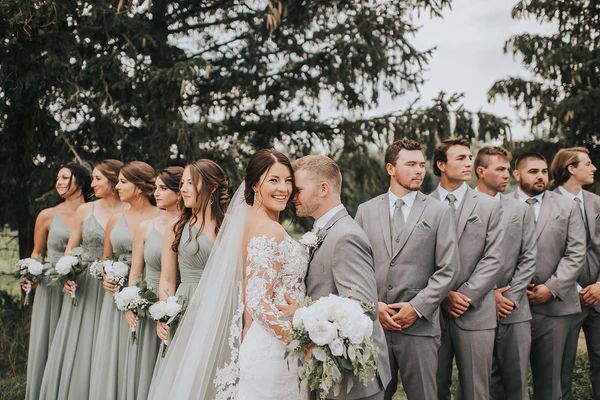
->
[294,155,342,194]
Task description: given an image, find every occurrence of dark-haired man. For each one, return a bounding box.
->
[550,147,600,400]
[356,139,459,400]
[474,146,537,400]
[512,152,586,400]
[432,137,504,400]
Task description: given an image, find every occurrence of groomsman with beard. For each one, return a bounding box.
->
[512,152,586,400]
[551,148,600,400]
[355,139,459,400]
[431,137,504,400]
[473,146,537,400]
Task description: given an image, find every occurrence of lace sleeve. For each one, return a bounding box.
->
[245,236,290,341]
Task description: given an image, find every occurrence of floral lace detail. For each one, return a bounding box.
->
[244,235,308,341]
[214,286,245,400]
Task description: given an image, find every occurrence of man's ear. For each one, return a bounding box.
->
[385,163,395,177]
[512,169,521,182]
[436,160,445,174]
[319,181,330,197]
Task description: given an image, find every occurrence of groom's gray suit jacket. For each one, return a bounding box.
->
[305,208,391,400]
[355,191,459,336]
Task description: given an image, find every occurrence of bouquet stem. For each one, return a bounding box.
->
[23,286,31,306]
[130,326,137,344]
[161,340,169,358]
[70,284,78,306]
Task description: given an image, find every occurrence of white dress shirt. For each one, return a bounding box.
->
[516,188,544,221]
[388,189,418,220]
[313,204,345,231]
[437,182,469,209]
[474,187,501,200]
[558,186,585,213]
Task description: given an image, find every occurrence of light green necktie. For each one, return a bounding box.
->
[526,197,538,223]
[446,193,457,212]
[391,198,406,240]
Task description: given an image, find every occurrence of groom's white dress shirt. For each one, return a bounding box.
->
[313,204,345,231]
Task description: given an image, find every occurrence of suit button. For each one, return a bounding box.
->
[395,238,400,243]
[388,285,393,290]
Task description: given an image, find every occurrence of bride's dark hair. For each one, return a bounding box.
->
[244,149,296,206]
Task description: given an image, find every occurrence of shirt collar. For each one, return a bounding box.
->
[388,189,418,209]
[516,187,545,204]
[313,204,345,231]
[437,182,468,204]
[558,186,583,203]
[474,186,501,200]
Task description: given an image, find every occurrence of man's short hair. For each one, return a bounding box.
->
[474,146,512,179]
[432,137,471,177]
[384,138,425,166]
[550,147,590,186]
[514,152,547,170]
[293,155,342,194]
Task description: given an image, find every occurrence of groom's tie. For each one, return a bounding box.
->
[391,199,406,246]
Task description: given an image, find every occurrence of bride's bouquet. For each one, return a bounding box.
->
[149,295,187,357]
[114,280,158,343]
[50,248,86,306]
[286,294,378,398]
[102,259,130,290]
[14,257,50,305]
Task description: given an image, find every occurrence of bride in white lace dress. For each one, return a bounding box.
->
[148,149,307,400]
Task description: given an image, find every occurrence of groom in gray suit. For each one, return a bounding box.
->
[355,138,459,400]
[431,137,504,400]
[473,146,537,400]
[286,155,391,400]
[512,152,586,400]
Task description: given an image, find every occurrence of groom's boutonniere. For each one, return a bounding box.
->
[299,229,325,252]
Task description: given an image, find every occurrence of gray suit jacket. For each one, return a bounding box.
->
[431,186,504,330]
[305,208,391,399]
[512,190,586,316]
[355,191,459,337]
[553,188,600,313]
[496,193,537,324]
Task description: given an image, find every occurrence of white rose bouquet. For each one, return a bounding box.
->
[88,259,109,280]
[102,260,130,290]
[50,247,86,306]
[149,295,187,357]
[114,280,158,344]
[286,294,378,398]
[14,257,50,305]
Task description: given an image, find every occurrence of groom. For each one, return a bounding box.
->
[285,154,391,400]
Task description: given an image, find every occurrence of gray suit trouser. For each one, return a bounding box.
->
[383,331,440,400]
[313,391,384,400]
[530,312,571,400]
[562,308,600,400]
[490,321,531,400]
[437,315,495,400]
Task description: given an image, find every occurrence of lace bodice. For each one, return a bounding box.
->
[245,234,308,341]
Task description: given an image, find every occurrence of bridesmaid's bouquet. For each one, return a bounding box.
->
[102,259,130,290]
[286,294,378,398]
[51,248,86,306]
[149,295,187,357]
[88,259,108,280]
[114,280,158,343]
[14,257,50,305]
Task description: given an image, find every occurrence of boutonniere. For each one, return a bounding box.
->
[467,215,482,224]
[299,229,325,251]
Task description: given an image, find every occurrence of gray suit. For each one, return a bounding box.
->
[356,192,459,400]
[559,188,600,400]
[306,208,391,400]
[511,190,586,400]
[432,186,504,400]
[490,194,537,400]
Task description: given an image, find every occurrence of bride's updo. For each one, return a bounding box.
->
[244,149,295,206]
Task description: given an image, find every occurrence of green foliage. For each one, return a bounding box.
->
[0,290,29,381]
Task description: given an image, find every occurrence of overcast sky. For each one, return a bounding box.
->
[369,0,556,141]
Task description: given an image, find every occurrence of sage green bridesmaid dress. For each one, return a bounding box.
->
[25,215,68,400]
[89,215,132,400]
[122,226,163,400]
[39,206,106,399]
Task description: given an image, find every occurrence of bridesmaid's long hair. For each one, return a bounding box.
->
[62,162,93,201]
[172,160,230,252]
[158,166,184,193]
[95,159,124,198]
[120,161,157,205]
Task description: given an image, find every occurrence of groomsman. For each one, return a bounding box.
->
[432,137,504,400]
[512,152,586,400]
[355,139,459,400]
[474,146,537,400]
[551,148,600,400]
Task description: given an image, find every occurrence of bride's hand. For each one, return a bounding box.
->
[156,322,169,341]
[276,292,299,316]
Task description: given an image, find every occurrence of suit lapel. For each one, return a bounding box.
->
[534,193,553,240]
[457,188,478,240]
[378,194,392,257]
[391,192,427,259]
[583,191,595,237]
[307,208,348,265]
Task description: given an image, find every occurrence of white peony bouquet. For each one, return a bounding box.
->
[14,257,50,305]
[286,294,378,398]
[114,280,158,344]
[88,259,110,280]
[50,247,86,306]
[102,260,130,289]
[149,295,187,357]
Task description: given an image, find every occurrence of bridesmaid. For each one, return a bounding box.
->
[122,166,183,400]
[89,161,158,400]
[155,160,229,357]
[25,162,91,400]
[39,159,125,399]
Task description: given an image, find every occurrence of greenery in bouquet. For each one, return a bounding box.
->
[114,280,159,344]
[149,295,187,357]
[14,256,51,305]
[48,247,86,306]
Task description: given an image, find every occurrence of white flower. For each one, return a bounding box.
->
[26,259,44,276]
[149,301,168,320]
[348,315,373,345]
[328,337,344,357]
[164,296,183,317]
[114,286,141,311]
[111,261,129,277]
[299,231,319,248]
[55,255,79,275]
[308,320,338,346]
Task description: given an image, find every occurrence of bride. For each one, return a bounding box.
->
[148,149,308,400]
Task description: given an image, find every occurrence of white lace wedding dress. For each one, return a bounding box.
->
[238,234,308,400]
